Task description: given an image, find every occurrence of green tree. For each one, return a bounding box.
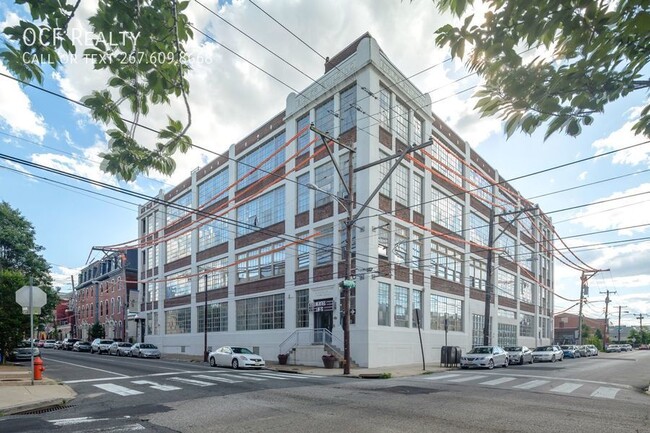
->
[0,201,57,363]
[0,270,28,363]
[434,0,650,139]
[1,0,194,181]
[89,322,105,340]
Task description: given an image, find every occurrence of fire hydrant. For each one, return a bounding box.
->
[33,356,44,380]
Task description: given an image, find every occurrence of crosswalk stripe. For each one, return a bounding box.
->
[192,374,242,384]
[480,377,517,386]
[551,383,583,394]
[264,371,323,379]
[168,377,213,387]
[424,374,461,381]
[591,387,620,399]
[253,372,291,380]
[448,375,487,383]
[131,380,181,391]
[227,373,266,381]
[513,380,549,390]
[94,383,143,396]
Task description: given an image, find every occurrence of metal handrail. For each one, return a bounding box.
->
[278,328,344,354]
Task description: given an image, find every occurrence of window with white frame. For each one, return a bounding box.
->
[166,232,191,263]
[430,294,463,331]
[378,222,390,259]
[498,308,516,319]
[498,323,517,346]
[167,192,192,224]
[146,247,155,270]
[198,169,228,207]
[296,289,309,328]
[431,141,462,186]
[470,259,486,290]
[431,189,463,234]
[236,241,286,282]
[497,270,516,299]
[413,116,423,145]
[236,293,285,331]
[198,258,228,291]
[430,242,462,283]
[412,173,423,214]
[165,270,191,299]
[472,314,486,347]
[338,151,355,200]
[411,235,423,270]
[199,218,228,251]
[146,280,159,303]
[394,286,409,327]
[395,165,409,205]
[378,282,390,326]
[520,313,534,337]
[296,232,310,270]
[237,133,286,190]
[296,173,310,213]
[520,278,533,303]
[379,85,391,130]
[497,234,516,261]
[395,98,408,142]
[314,162,334,207]
[519,247,535,271]
[469,213,489,246]
[197,302,228,332]
[468,167,491,206]
[412,289,423,328]
[296,113,310,156]
[378,151,391,197]
[315,225,333,266]
[315,98,334,134]
[340,85,357,133]
[394,225,408,265]
[236,187,285,236]
[165,307,191,334]
[146,311,159,335]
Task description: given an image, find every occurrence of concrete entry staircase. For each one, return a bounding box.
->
[280,328,358,367]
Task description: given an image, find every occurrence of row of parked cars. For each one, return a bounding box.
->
[48,338,161,358]
[459,344,600,369]
[605,344,633,352]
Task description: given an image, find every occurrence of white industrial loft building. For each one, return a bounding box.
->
[137,33,554,368]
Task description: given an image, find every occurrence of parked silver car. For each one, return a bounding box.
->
[91,338,114,354]
[460,346,509,369]
[503,346,533,365]
[108,341,132,356]
[130,343,161,359]
[532,345,564,362]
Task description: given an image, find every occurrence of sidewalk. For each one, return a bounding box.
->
[0,358,451,416]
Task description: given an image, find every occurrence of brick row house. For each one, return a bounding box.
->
[136,34,555,367]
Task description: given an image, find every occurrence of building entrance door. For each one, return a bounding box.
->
[313,298,334,344]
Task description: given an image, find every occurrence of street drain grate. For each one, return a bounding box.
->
[381,386,441,395]
[16,404,74,415]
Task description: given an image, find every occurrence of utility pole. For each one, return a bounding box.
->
[616,305,628,343]
[203,274,208,363]
[600,289,616,347]
[636,314,645,332]
[483,206,537,346]
[577,269,609,345]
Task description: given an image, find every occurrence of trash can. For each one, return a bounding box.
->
[440,346,462,367]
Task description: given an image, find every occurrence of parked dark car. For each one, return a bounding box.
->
[9,342,40,361]
[63,338,80,350]
[72,341,92,352]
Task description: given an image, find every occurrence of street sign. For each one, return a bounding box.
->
[22,307,41,315]
[16,285,47,308]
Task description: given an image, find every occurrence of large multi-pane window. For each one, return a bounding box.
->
[430,294,463,331]
[314,162,334,207]
[395,165,409,205]
[430,242,462,283]
[411,235,423,270]
[198,219,228,251]
[498,309,516,319]
[197,302,228,332]
[165,307,191,334]
[520,279,533,303]
[497,235,516,261]
[379,85,391,130]
[296,113,310,156]
[413,116,423,145]
[145,247,155,270]
[394,98,408,142]
[296,289,309,328]
[378,282,390,326]
[498,324,517,346]
[378,222,390,259]
[520,313,534,337]
[237,132,285,190]
[497,270,516,299]
[412,289,423,328]
[394,225,408,265]
[431,189,463,234]
[236,242,285,282]
[146,280,159,303]
[296,232,310,270]
[147,311,159,335]
[338,151,355,199]
[519,247,535,271]
[469,213,489,246]
[236,294,285,331]
[296,173,310,213]
[315,98,334,134]
[166,232,191,263]
[412,174,423,214]
[167,192,192,224]
[394,286,409,327]
[378,151,391,197]
[468,167,491,205]
[315,225,333,265]
[472,314,485,347]
[198,259,228,291]
[236,187,285,236]
[470,259,487,290]
[431,141,462,186]
[165,270,191,299]
[198,169,228,207]
[340,85,357,133]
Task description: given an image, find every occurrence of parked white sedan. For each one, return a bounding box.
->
[208,346,265,369]
[460,345,508,369]
[532,345,564,362]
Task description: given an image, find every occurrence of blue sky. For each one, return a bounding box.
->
[1,0,648,327]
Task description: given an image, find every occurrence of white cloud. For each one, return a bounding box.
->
[0,64,47,139]
[50,265,83,291]
[578,171,587,181]
[592,102,650,166]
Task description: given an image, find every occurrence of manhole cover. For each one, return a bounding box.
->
[381,386,440,395]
